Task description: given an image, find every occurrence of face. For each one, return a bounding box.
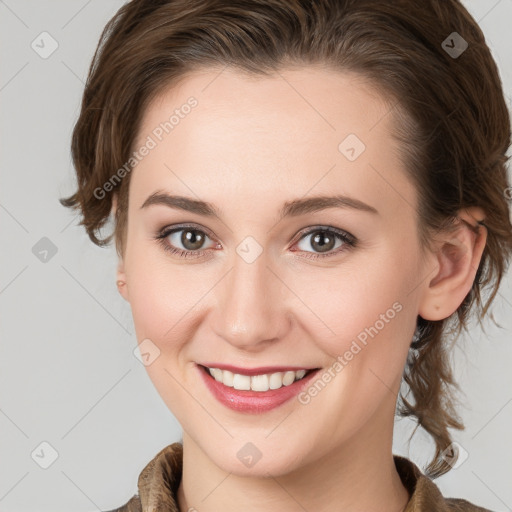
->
[117,65,429,476]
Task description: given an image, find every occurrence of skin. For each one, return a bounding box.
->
[115,65,487,512]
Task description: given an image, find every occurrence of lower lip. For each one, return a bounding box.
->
[197,364,320,413]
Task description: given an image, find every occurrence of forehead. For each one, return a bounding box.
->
[129,65,416,220]
[135,64,391,146]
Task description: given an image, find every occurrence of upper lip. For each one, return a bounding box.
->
[198,363,318,376]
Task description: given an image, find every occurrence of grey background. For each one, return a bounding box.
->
[0,1,511,510]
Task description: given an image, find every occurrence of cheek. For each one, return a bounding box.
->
[125,253,205,411]
[292,251,415,360]
[291,251,419,428]
[125,246,223,400]
[125,226,203,329]
[128,265,202,346]
[292,259,417,435]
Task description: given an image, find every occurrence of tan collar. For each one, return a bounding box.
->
[124,442,488,512]
[136,443,183,512]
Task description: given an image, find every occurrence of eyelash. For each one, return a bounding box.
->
[154,223,357,260]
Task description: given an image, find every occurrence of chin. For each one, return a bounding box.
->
[199,434,310,478]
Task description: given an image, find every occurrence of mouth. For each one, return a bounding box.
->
[199,364,318,391]
[197,363,321,413]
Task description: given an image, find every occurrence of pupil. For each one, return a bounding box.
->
[312,232,334,253]
[182,230,204,250]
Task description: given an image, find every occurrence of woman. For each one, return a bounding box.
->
[60,0,512,510]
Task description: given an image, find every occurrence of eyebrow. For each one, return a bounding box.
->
[140,191,379,219]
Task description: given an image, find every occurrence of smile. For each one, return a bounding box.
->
[207,366,310,391]
[197,364,321,413]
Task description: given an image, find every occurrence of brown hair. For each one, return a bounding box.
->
[60,0,512,477]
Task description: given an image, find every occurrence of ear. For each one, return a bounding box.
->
[116,258,129,302]
[112,193,129,302]
[418,207,487,321]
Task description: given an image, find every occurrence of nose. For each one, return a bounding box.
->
[211,249,290,352]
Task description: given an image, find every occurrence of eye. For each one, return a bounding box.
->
[154,224,357,260]
[155,224,218,259]
[292,226,356,259]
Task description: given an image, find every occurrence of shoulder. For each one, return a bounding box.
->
[102,494,141,512]
[446,497,494,511]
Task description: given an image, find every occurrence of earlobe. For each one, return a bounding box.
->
[418,207,487,321]
[112,193,129,301]
[116,260,129,301]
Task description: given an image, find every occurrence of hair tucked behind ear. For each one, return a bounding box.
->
[60,0,512,477]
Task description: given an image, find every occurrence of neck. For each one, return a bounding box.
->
[177,409,410,512]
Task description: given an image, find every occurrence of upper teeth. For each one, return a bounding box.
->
[208,368,308,392]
